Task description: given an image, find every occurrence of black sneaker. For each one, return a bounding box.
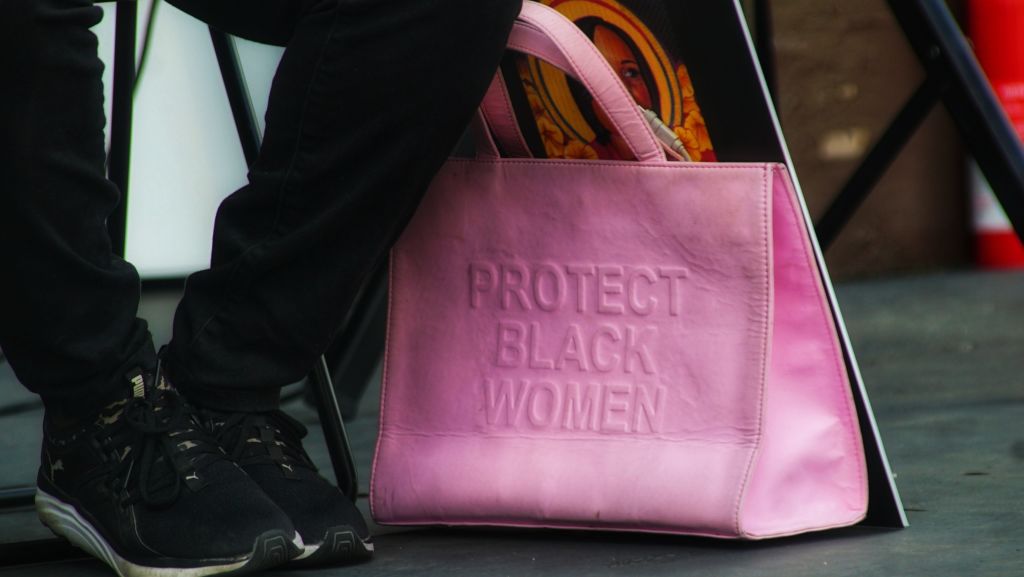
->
[36,364,302,577]
[200,408,374,566]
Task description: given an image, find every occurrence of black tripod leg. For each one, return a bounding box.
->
[909,1,1024,240]
[815,71,947,249]
[884,0,1024,242]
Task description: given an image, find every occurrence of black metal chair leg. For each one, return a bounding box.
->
[208,28,262,166]
[323,265,387,422]
[310,358,360,501]
[105,0,138,256]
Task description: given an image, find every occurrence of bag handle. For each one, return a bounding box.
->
[476,1,666,163]
[479,70,535,159]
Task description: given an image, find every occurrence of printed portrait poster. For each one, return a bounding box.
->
[502,0,786,164]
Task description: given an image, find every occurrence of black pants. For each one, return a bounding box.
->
[0,0,519,417]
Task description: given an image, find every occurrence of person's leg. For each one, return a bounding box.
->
[163,0,521,412]
[1,3,300,574]
[0,0,155,421]
[157,0,519,565]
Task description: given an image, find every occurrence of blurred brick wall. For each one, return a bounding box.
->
[763,0,970,279]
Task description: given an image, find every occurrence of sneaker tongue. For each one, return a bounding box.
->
[126,368,147,400]
[125,366,177,404]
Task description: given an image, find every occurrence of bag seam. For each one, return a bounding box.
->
[449,158,779,170]
[369,253,398,520]
[732,165,773,537]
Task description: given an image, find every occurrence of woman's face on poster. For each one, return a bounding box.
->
[592,23,653,110]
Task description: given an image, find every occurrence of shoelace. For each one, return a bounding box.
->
[98,389,226,509]
[211,410,316,479]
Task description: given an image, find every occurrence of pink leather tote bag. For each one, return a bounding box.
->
[371,1,867,539]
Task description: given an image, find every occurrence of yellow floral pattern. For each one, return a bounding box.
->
[675,64,714,161]
[516,57,590,161]
[536,114,567,158]
[514,57,715,162]
[564,140,600,160]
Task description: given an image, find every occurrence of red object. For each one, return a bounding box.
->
[976,231,1024,268]
[969,0,1024,268]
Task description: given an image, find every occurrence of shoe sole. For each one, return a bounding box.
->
[36,489,300,577]
[290,526,374,567]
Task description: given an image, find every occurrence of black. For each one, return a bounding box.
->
[0,0,520,415]
[200,408,374,565]
[35,364,300,576]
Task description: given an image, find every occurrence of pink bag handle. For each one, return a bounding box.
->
[479,70,534,159]
[476,1,666,163]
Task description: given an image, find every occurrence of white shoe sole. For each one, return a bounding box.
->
[291,526,375,566]
[36,489,300,577]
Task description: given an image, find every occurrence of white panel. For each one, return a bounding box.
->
[94,3,282,279]
[234,38,285,138]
